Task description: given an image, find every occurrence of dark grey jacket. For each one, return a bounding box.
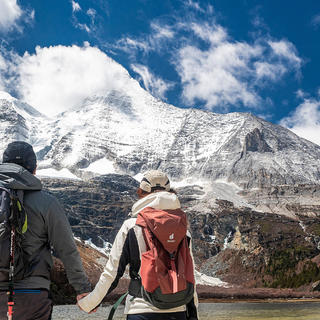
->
[0,163,91,294]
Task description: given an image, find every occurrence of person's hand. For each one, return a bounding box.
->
[77,292,90,302]
[76,293,98,313]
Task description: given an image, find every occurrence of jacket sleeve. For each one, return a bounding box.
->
[77,220,132,313]
[45,196,91,294]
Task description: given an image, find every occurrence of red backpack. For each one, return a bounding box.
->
[135,207,195,309]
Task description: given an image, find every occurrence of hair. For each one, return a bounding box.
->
[137,187,177,199]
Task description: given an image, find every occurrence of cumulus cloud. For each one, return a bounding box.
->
[0,0,22,31]
[2,45,134,116]
[131,64,173,100]
[280,97,320,146]
[174,23,302,109]
[175,40,259,108]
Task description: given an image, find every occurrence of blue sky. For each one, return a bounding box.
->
[0,0,320,145]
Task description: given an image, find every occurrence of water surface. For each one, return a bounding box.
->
[52,302,320,320]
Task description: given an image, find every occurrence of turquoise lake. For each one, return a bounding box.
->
[52,302,320,319]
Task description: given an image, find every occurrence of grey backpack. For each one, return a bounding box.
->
[0,187,27,282]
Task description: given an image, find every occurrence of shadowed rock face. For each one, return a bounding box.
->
[243,128,273,154]
[43,175,139,246]
[42,175,320,301]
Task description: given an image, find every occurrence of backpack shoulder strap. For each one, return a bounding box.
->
[0,187,11,223]
[8,189,27,234]
[141,225,155,251]
[16,190,24,206]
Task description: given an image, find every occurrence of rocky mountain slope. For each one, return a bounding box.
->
[42,176,320,297]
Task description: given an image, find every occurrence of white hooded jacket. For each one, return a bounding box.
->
[78,191,198,317]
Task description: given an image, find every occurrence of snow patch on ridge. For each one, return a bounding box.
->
[195,270,229,287]
[81,158,116,175]
[36,168,81,180]
[84,238,113,256]
[172,177,210,189]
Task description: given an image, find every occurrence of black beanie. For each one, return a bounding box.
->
[3,141,37,173]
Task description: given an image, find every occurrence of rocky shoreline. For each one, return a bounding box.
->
[196,285,320,301]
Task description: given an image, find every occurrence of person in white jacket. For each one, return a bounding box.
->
[77,170,198,320]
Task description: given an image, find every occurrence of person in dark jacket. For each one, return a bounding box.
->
[78,170,198,320]
[0,141,91,320]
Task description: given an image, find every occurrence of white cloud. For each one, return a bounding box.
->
[280,98,320,146]
[173,24,298,109]
[116,37,150,54]
[0,0,22,31]
[77,23,90,33]
[0,49,21,91]
[295,89,306,99]
[3,45,134,116]
[176,42,259,108]
[114,16,302,111]
[72,1,81,12]
[311,14,320,29]
[173,23,302,110]
[254,62,286,81]
[131,64,173,100]
[184,0,213,14]
[0,55,6,90]
[71,2,96,34]
[150,22,175,40]
[115,22,175,55]
[87,8,96,18]
[190,23,227,43]
[268,40,302,70]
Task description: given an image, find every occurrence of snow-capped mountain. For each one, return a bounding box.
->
[1,82,320,189]
[0,91,48,153]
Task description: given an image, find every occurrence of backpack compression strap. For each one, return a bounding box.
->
[107,292,128,320]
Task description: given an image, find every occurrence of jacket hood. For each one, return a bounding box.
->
[0,163,42,190]
[130,191,180,217]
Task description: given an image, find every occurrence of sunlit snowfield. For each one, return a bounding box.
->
[52,302,320,319]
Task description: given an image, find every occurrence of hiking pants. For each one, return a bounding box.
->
[127,311,187,320]
[0,289,52,320]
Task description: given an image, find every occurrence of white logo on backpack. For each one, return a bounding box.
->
[168,233,175,243]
